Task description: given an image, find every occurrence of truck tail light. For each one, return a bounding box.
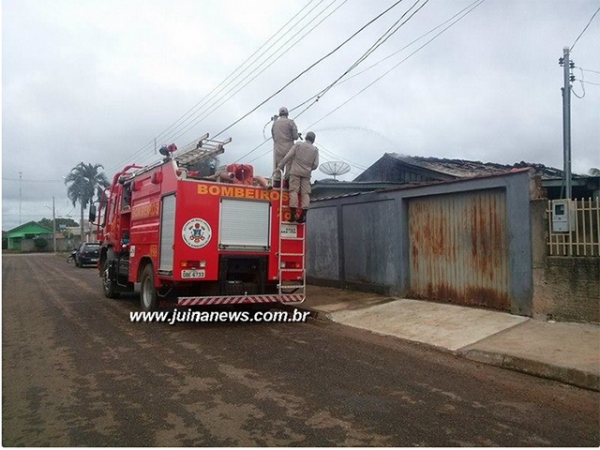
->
[281,261,301,269]
[181,260,206,269]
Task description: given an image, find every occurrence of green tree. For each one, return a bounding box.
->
[33,237,48,251]
[64,163,109,240]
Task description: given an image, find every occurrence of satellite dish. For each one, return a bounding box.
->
[319,161,351,180]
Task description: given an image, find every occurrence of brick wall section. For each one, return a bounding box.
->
[533,258,600,324]
[531,199,600,324]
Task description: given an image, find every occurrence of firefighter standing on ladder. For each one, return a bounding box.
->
[276,131,319,223]
[271,106,299,188]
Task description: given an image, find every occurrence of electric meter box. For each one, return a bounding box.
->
[551,199,574,233]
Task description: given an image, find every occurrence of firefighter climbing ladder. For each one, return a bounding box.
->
[276,171,306,301]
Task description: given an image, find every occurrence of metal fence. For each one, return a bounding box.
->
[547,198,600,256]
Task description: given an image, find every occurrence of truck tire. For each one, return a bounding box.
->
[102,258,120,299]
[140,264,157,312]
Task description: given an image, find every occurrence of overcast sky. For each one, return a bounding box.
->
[2,0,599,230]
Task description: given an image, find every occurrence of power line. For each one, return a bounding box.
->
[184,0,412,157]
[115,0,484,175]
[244,138,368,175]
[105,0,328,173]
[340,0,484,85]
[580,68,600,75]
[231,0,410,163]
[583,80,600,86]
[236,0,485,167]
[316,141,369,170]
[570,5,600,51]
[237,0,484,166]
[288,0,481,116]
[572,67,586,99]
[110,0,353,173]
[140,0,332,148]
[246,145,275,165]
[305,0,486,131]
[152,0,321,143]
[161,0,349,149]
[107,0,425,173]
[291,0,431,118]
[212,0,409,141]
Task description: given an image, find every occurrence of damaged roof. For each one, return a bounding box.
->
[387,153,566,179]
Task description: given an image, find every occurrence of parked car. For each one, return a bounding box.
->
[75,242,101,268]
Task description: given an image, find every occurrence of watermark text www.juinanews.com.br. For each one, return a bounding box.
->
[130,308,311,325]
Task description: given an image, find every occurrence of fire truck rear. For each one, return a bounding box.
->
[95,134,305,311]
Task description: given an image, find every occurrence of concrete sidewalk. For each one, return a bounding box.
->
[286,285,600,391]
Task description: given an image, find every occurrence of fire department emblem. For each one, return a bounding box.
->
[182,218,212,249]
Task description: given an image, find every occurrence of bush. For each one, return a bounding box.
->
[33,237,48,251]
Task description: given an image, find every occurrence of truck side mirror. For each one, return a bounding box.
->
[89,204,97,223]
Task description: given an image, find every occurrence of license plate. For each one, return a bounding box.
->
[90,258,98,263]
[281,223,297,238]
[182,269,205,279]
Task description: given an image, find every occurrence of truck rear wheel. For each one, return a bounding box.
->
[102,259,120,299]
[140,264,157,312]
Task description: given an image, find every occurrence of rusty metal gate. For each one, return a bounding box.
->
[408,189,510,311]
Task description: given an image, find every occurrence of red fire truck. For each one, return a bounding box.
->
[93,134,305,311]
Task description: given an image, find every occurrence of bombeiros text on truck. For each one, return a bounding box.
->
[90,133,306,312]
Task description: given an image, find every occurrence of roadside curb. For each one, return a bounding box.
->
[283,304,464,357]
[458,348,600,392]
[276,302,599,392]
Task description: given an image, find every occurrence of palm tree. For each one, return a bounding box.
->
[64,163,109,242]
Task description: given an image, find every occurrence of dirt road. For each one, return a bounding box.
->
[2,254,599,446]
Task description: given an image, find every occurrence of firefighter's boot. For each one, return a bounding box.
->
[297,208,308,223]
[289,208,297,222]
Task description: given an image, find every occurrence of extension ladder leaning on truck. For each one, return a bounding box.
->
[92,133,306,312]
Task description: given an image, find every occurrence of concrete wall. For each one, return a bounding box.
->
[306,170,534,315]
[342,199,399,290]
[20,237,82,253]
[531,199,600,324]
[306,206,340,282]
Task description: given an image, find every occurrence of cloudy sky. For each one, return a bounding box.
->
[2,0,599,230]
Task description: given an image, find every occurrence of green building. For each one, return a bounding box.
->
[4,221,53,250]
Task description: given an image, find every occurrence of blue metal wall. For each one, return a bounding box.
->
[305,170,533,315]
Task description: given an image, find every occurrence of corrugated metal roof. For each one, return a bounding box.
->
[313,168,531,203]
[387,153,566,179]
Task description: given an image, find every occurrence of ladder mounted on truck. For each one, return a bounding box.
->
[117,133,231,183]
[275,170,306,300]
[174,133,232,167]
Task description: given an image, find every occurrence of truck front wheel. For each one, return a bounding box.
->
[102,259,120,299]
[140,264,157,312]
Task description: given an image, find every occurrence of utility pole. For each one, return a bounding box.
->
[52,196,57,253]
[559,47,575,200]
[19,171,22,224]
